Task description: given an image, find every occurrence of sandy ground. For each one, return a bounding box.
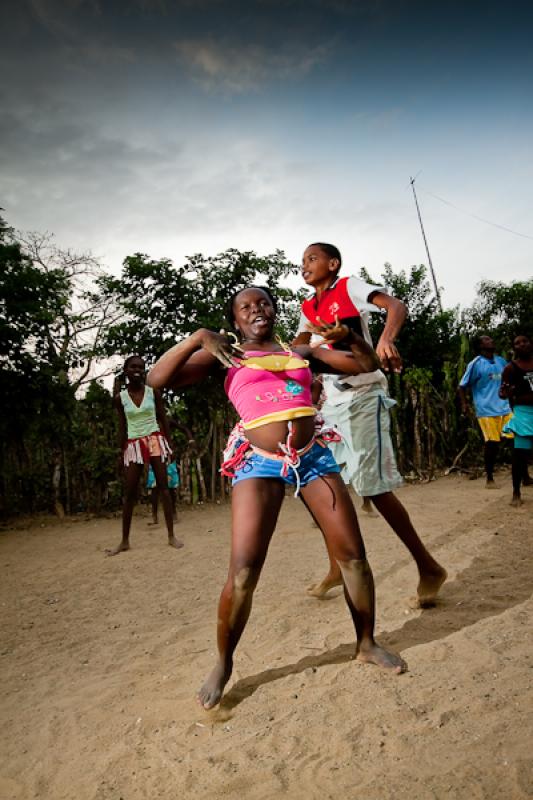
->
[1,472,532,800]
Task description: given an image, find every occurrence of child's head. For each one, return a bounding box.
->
[308,243,342,266]
[302,243,342,286]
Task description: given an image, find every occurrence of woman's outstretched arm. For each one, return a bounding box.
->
[148,329,242,391]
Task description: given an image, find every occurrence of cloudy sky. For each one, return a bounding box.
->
[2,0,532,308]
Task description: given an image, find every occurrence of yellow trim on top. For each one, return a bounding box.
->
[240,353,309,371]
[242,407,316,430]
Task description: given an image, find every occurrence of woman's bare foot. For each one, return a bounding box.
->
[356,641,407,673]
[197,661,232,709]
[511,494,523,507]
[168,536,184,549]
[105,541,130,556]
[306,573,343,598]
[485,479,499,489]
[415,566,448,607]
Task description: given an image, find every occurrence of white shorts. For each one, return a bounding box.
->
[321,387,403,497]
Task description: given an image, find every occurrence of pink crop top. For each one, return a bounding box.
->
[225,350,316,430]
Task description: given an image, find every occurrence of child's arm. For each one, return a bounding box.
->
[367,291,407,374]
[296,334,380,376]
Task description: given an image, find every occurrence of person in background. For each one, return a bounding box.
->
[107,355,183,555]
[146,423,195,524]
[146,459,179,524]
[458,335,512,488]
[499,334,533,506]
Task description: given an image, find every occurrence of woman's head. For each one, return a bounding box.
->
[123,355,146,384]
[226,286,278,340]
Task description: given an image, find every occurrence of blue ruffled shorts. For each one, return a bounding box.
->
[232,441,340,488]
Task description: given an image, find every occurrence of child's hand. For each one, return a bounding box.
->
[306,315,349,347]
[375,337,402,373]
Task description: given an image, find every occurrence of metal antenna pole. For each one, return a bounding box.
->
[410,175,443,312]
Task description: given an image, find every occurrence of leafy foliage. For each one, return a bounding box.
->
[1,210,530,515]
[461,279,533,354]
[99,249,302,364]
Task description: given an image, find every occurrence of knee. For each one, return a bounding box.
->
[231,565,260,594]
[335,557,372,581]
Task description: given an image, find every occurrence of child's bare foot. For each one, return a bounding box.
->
[168,536,184,549]
[105,541,130,556]
[415,566,448,607]
[306,573,343,597]
[510,494,523,507]
[356,641,407,673]
[361,499,377,516]
[197,661,232,709]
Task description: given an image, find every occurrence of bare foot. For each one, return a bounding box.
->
[361,499,377,516]
[510,494,523,507]
[306,574,343,598]
[168,536,184,549]
[415,566,448,608]
[147,520,159,526]
[105,541,130,556]
[485,479,499,489]
[356,641,407,673]
[197,661,232,709]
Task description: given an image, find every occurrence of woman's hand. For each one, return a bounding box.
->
[198,329,244,368]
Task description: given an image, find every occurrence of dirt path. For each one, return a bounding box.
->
[1,474,532,799]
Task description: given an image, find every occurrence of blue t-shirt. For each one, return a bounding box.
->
[459,355,511,417]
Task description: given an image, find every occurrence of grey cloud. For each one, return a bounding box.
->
[174,37,331,92]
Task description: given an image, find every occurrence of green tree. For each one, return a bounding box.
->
[462,278,533,353]
[100,248,302,502]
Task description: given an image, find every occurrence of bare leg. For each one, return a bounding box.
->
[300,495,343,597]
[307,489,446,605]
[361,497,375,515]
[301,475,406,673]
[371,492,447,607]
[106,462,143,555]
[484,440,499,487]
[151,458,183,548]
[197,479,285,709]
[147,488,159,524]
[170,488,178,521]
[511,448,527,506]
[306,533,343,597]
